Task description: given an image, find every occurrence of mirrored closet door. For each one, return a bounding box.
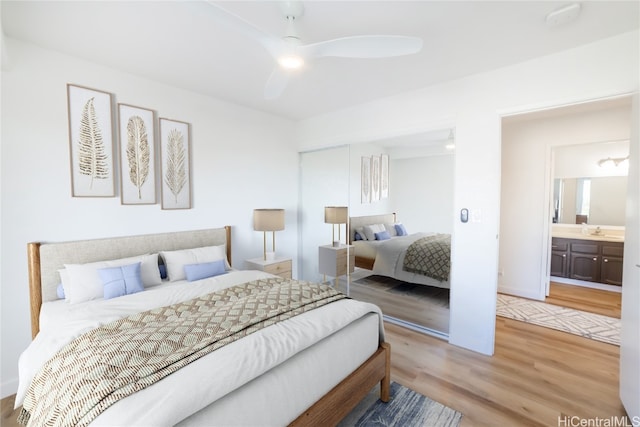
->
[299,131,455,338]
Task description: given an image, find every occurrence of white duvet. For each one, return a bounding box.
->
[372,232,451,288]
[17,270,384,426]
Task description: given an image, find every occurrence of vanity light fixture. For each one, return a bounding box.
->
[253,209,285,260]
[597,155,629,167]
[324,206,348,246]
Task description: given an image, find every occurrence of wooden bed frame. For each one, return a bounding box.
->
[25,226,390,426]
[349,213,397,270]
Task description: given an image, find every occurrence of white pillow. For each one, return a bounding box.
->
[384,223,398,237]
[160,245,229,282]
[63,253,161,304]
[363,224,385,241]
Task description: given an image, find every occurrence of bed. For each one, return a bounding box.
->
[17,226,390,426]
[349,213,451,289]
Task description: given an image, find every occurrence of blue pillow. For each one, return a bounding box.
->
[98,262,144,300]
[395,224,408,236]
[158,264,168,280]
[56,283,65,299]
[354,231,363,241]
[184,259,227,282]
[375,230,391,240]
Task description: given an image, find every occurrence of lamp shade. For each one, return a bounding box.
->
[324,206,348,224]
[253,209,285,231]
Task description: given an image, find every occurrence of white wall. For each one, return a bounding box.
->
[295,31,639,355]
[500,103,631,299]
[390,155,454,235]
[0,38,298,397]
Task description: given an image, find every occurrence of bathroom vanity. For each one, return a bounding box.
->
[551,227,625,286]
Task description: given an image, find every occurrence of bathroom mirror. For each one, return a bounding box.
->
[552,140,629,226]
[553,176,627,225]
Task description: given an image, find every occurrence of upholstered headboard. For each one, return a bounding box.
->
[27,226,231,338]
[349,213,397,243]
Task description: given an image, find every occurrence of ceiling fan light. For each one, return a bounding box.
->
[277,55,304,69]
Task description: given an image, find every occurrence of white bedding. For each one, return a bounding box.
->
[362,232,451,289]
[17,270,384,426]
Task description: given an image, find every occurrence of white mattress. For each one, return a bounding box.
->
[18,270,384,425]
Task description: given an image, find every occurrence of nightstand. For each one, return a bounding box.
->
[245,257,292,279]
[318,244,355,294]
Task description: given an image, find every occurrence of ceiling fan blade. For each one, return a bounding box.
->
[302,35,423,59]
[264,67,290,99]
[204,1,283,58]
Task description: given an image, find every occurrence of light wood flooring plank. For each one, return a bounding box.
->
[546,282,621,318]
[386,318,626,426]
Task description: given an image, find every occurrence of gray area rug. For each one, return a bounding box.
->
[497,294,620,346]
[354,275,450,308]
[339,382,463,427]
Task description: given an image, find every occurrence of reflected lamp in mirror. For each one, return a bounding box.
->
[324,206,348,246]
[253,209,285,261]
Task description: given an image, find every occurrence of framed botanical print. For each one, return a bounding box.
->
[67,84,115,197]
[118,104,157,205]
[361,156,371,204]
[380,154,389,199]
[371,155,380,202]
[159,118,191,209]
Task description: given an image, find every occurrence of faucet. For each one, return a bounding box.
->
[593,226,602,235]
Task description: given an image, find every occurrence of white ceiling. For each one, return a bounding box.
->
[2,1,638,121]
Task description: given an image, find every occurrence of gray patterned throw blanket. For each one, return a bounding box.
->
[403,234,451,281]
[18,278,346,427]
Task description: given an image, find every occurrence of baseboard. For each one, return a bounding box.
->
[1,377,18,400]
[497,285,543,301]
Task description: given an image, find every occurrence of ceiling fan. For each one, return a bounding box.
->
[205,1,423,99]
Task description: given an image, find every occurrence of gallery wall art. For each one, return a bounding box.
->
[159,118,191,210]
[361,156,371,203]
[361,153,389,204]
[66,83,194,209]
[118,104,157,205]
[67,84,115,197]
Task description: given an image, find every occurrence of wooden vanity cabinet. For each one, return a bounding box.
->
[600,244,624,286]
[569,242,600,282]
[551,237,623,286]
[550,238,569,277]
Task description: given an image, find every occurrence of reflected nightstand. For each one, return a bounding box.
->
[318,244,355,294]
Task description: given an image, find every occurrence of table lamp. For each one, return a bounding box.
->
[253,209,285,260]
[324,206,348,246]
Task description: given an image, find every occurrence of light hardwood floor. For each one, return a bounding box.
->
[337,273,450,333]
[546,281,621,318]
[2,287,625,427]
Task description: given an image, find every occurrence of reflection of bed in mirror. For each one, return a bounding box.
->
[349,213,451,289]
